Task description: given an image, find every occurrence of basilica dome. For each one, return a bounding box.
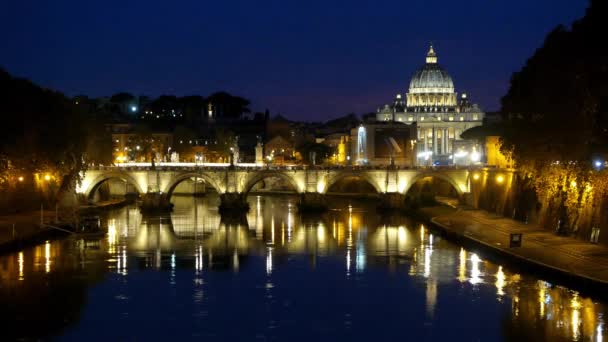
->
[408,46,454,95]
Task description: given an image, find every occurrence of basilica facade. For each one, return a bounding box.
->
[375,45,485,165]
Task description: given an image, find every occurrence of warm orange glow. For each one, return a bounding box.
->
[18,176,24,182]
[473,173,480,180]
[496,175,504,184]
[44,174,51,181]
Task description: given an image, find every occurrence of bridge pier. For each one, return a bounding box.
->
[140,192,173,212]
[219,192,250,213]
[460,192,474,206]
[378,193,407,210]
[298,192,328,212]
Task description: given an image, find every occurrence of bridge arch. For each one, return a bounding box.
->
[322,171,382,194]
[163,172,224,200]
[243,170,303,195]
[84,172,144,199]
[403,171,464,197]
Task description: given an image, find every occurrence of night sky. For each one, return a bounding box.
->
[1,0,587,121]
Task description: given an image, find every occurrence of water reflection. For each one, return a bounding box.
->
[0,194,606,341]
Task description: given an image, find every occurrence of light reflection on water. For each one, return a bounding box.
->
[0,194,606,341]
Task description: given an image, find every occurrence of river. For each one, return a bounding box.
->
[0,194,605,341]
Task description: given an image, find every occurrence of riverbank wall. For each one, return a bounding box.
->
[417,205,608,297]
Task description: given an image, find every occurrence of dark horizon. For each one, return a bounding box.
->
[1,0,587,121]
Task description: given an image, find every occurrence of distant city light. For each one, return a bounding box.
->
[595,160,603,169]
[130,105,137,112]
[470,151,481,162]
[18,176,24,182]
[454,151,468,158]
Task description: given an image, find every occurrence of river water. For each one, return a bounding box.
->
[0,194,606,341]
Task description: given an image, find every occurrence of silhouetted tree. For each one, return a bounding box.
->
[500,0,608,167]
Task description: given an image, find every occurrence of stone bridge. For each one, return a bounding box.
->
[77,165,473,211]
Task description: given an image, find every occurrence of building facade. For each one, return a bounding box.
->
[375,45,485,165]
[350,123,417,167]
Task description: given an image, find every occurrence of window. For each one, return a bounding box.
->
[449,116,454,121]
[420,116,425,121]
[460,116,464,121]
[408,116,413,121]
[473,114,479,120]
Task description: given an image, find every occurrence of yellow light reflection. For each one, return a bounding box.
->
[571,293,582,340]
[108,219,117,254]
[469,253,482,285]
[495,266,505,297]
[317,224,325,243]
[287,206,293,242]
[271,216,275,245]
[45,241,51,273]
[457,248,467,282]
[424,246,432,278]
[346,249,351,275]
[538,281,546,318]
[195,245,203,271]
[266,247,273,275]
[18,251,24,280]
[398,226,407,243]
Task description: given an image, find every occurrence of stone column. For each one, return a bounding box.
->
[443,128,448,155]
[433,128,438,156]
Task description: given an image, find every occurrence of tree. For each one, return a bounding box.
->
[500,0,608,167]
[0,68,90,210]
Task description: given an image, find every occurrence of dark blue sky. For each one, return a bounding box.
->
[1,0,587,121]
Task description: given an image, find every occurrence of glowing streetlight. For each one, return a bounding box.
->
[44,174,51,181]
[496,175,504,184]
[473,173,480,180]
[18,176,24,182]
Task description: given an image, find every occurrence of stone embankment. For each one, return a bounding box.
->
[420,205,608,294]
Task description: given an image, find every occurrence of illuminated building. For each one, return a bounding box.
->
[349,123,417,167]
[375,45,485,165]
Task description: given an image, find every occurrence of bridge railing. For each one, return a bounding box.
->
[87,163,478,172]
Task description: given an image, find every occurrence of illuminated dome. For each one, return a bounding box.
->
[406,45,457,109]
[408,45,454,94]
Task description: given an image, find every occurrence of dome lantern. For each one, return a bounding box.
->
[426,44,437,64]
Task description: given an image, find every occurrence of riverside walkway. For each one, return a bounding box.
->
[424,206,608,289]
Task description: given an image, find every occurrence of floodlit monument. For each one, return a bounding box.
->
[374,45,485,165]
